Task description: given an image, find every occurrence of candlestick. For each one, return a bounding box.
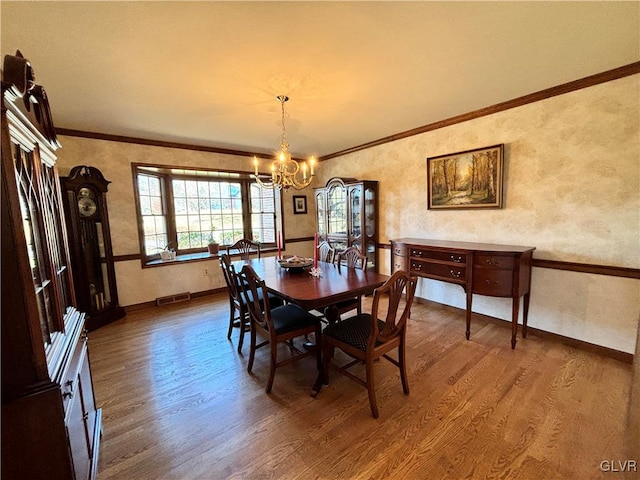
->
[277,231,282,259]
[313,232,318,268]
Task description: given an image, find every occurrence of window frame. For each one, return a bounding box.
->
[132,162,282,267]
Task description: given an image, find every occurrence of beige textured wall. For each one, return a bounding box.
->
[56,138,317,306]
[57,74,639,353]
[315,75,640,353]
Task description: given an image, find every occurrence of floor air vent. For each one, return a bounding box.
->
[156,292,191,306]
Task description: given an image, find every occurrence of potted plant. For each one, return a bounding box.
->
[207,231,219,255]
[159,242,176,261]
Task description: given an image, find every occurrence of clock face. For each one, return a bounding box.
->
[77,188,98,217]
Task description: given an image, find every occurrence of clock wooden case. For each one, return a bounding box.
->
[61,165,125,331]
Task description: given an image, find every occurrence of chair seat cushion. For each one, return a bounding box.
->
[334,297,359,311]
[270,304,319,335]
[322,314,385,351]
[243,288,284,308]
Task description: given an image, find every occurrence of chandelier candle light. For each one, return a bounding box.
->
[252,95,316,190]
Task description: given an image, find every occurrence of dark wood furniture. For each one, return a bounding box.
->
[233,258,389,318]
[2,51,101,480]
[334,246,369,320]
[322,270,418,418]
[238,264,322,393]
[317,240,336,263]
[61,165,126,331]
[220,254,249,352]
[232,258,389,395]
[220,253,283,353]
[315,177,378,270]
[391,238,535,348]
[227,238,261,259]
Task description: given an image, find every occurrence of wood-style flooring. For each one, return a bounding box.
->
[89,294,636,479]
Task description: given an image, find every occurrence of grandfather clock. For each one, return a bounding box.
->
[61,165,125,330]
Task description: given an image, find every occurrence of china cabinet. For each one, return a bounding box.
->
[1,51,101,479]
[315,177,378,270]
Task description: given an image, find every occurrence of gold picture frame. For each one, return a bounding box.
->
[427,144,504,209]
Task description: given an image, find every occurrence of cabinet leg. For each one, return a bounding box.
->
[522,292,531,338]
[511,296,520,349]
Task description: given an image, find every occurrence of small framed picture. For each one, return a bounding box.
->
[293,195,307,214]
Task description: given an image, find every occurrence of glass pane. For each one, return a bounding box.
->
[328,185,347,234]
[249,183,276,244]
[13,145,55,344]
[316,192,326,236]
[350,186,362,238]
[365,187,375,237]
[140,197,151,215]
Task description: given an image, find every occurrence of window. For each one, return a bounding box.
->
[133,164,281,264]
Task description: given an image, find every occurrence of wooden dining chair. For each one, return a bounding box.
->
[321,270,418,418]
[227,238,261,260]
[219,254,282,353]
[238,264,322,393]
[317,240,336,264]
[331,246,368,320]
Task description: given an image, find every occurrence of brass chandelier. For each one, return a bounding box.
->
[252,95,316,190]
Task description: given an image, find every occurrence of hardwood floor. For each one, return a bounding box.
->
[89,294,636,479]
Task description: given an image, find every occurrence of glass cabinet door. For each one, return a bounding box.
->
[349,185,362,239]
[365,187,375,238]
[12,143,71,348]
[315,191,326,237]
[327,183,347,235]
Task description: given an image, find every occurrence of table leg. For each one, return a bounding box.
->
[511,295,521,349]
[466,290,473,340]
[522,292,531,338]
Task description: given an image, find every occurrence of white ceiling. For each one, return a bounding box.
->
[2,1,639,159]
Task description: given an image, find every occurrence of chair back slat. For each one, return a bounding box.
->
[369,270,418,344]
[317,240,336,263]
[220,254,242,301]
[337,246,367,270]
[227,238,261,260]
[238,264,271,330]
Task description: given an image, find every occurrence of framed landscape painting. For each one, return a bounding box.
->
[427,144,504,209]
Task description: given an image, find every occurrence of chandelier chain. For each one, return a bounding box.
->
[251,95,316,190]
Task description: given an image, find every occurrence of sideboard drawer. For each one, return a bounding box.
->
[473,253,515,270]
[392,255,408,273]
[472,268,514,296]
[411,248,467,264]
[392,245,407,257]
[411,259,466,283]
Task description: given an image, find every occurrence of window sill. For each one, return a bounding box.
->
[146,251,218,267]
[145,247,278,267]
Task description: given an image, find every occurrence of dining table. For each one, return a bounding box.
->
[231,256,390,395]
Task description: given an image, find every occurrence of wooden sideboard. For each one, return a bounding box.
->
[391,238,535,348]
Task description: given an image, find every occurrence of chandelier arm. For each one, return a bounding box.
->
[250,95,316,191]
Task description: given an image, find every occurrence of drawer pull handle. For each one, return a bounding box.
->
[412,263,423,271]
[485,280,499,286]
[450,255,462,263]
[449,270,462,279]
[485,258,501,266]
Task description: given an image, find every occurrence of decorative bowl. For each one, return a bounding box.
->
[278,256,313,270]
